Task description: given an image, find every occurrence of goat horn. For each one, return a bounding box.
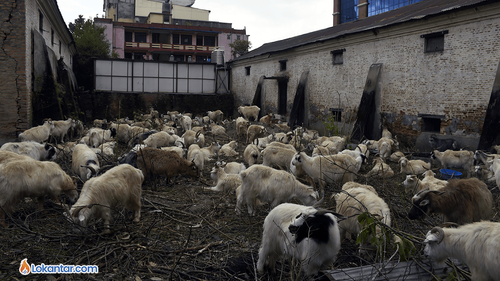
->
[429,227,445,244]
[81,165,97,175]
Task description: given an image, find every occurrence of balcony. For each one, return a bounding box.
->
[125,42,217,52]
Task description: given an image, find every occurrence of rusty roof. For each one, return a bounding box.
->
[230,0,491,62]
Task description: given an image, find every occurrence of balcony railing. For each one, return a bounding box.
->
[125,42,217,52]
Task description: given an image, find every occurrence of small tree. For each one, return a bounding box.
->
[229,39,251,59]
[70,15,117,90]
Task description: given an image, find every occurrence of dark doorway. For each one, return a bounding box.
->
[278,80,287,115]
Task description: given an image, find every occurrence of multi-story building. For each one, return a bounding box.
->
[96,0,248,63]
[0,0,76,140]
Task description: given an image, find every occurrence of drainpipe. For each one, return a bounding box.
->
[333,0,340,26]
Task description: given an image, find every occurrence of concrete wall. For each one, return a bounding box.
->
[171,5,209,21]
[135,0,162,18]
[218,33,249,63]
[229,3,500,143]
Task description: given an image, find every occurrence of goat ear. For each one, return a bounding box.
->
[419,199,429,207]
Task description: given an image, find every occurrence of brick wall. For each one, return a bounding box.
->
[230,5,500,138]
[0,0,28,139]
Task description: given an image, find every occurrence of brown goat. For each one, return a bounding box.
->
[136,147,199,184]
[408,177,493,225]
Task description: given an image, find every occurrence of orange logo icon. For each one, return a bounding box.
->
[19,258,30,275]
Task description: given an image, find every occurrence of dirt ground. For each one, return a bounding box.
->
[0,120,498,281]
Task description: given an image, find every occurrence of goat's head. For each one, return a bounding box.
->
[408,189,444,220]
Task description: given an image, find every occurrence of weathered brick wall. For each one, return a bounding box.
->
[230,5,500,138]
[0,0,28,139]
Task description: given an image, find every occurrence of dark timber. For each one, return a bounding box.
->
[351,64,382,142]
[478,60,500,150]
[288,71,309,128]
[252,76,265,119]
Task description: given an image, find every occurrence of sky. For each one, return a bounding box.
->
[58,0,334,50]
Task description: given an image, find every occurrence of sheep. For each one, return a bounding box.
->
[366,157,395,179]
[423,221,500,281]
[254,133,275,150]
[109,123,131,144]
[431,149,474,178]
[70,164,143,234]
[247,125,266,144]
[50,118,75,143]
[243,143,260,166]
[235,117,249,141]
[88,127,117,148]
[402,174,444,194]
[223,162,246,174]
[238,105,260,121]
[259,113,274,127]
[429,134,458,152]
[0,141,56,161]
[257,203,342,276]
[334,184,391,256]
[399,156,431,175]
[261,146,296,171]
[389,151,405,163]
[207,110,224,124]
[136,147,199,183]
[236,165,319,216]
[175,114,192,132]
[160,146,185,159]
[0,160,78,227]
[219,141,238,157]
[291,152,360,191]
[19,120,54,143]
[143,131,173,148]
[72,144,100,182]
[408,177,493,224]
[205,163,242,192]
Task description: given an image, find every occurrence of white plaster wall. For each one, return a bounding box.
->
[230,8,500,135]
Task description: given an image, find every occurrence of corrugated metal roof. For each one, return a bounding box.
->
[230,0,490,62]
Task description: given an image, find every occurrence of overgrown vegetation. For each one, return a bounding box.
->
[229,39,252,59]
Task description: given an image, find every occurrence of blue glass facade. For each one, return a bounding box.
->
[340,0,359,24]
[368,0,424,17]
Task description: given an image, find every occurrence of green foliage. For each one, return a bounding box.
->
[394,235,417,261]
[229,39,252,58]
[322,114,340,136]
[70,15,117,90]
[356,212,390,260]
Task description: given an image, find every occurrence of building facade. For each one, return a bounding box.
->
[97,1,248,63]
[0,0,76,140]
[228,0,500,148]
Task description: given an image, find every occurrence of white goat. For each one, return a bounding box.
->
[88,127,117,148]
[247,125,266,144]
[207,110,224,124]
[238,105,260,121]
[399,156,431,175]
[257,203,342,276]
[236,165,319,216]
[70,164,143,234]
[72,144,100,182]
[243,144,260,166]
[0,160,78,227]
[0,141,56,161]
[366,157,395,179]
[205,163,242,192]
[334,184,391,255]
[219,141,238,157]
[235,117,249,141]
[50,118,75,143]
[143,131,173,148]
[19,120,54,143]
[402,174,444,194]
[261,146,296,171]
[424,222,500,281]
[175,114,192,132]
[160,146,185,159]
[223,162,246,174]
[431,149,474,178]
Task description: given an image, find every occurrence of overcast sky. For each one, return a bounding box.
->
[58,0,334,50]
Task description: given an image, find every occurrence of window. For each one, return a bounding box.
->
[368,0,423,17]
[245,66,251,76]
[59,40,61,54]
[196,35,203,46]
[172,34,179,44]
[204,36,215,46]
[196,56,208,62]
[419,114,443,132]
[125,53,133,59]
[125,32,132,42]
[340,0,358,23]
[181,34,192,45]
[39,10,44,33]
[330,108,343,122]
[174,54,184,62]
[227,34,231,40]
[279,60,287,71]
[134,52,146,60]
[152,33,160,43]
[331,49,345,65]
[135,32,147,43]
[421,31,448,53]
[51,28,54,46]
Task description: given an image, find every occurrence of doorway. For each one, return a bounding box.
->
[278,80,287,115]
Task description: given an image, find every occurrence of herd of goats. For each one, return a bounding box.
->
[1,105,499,279]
